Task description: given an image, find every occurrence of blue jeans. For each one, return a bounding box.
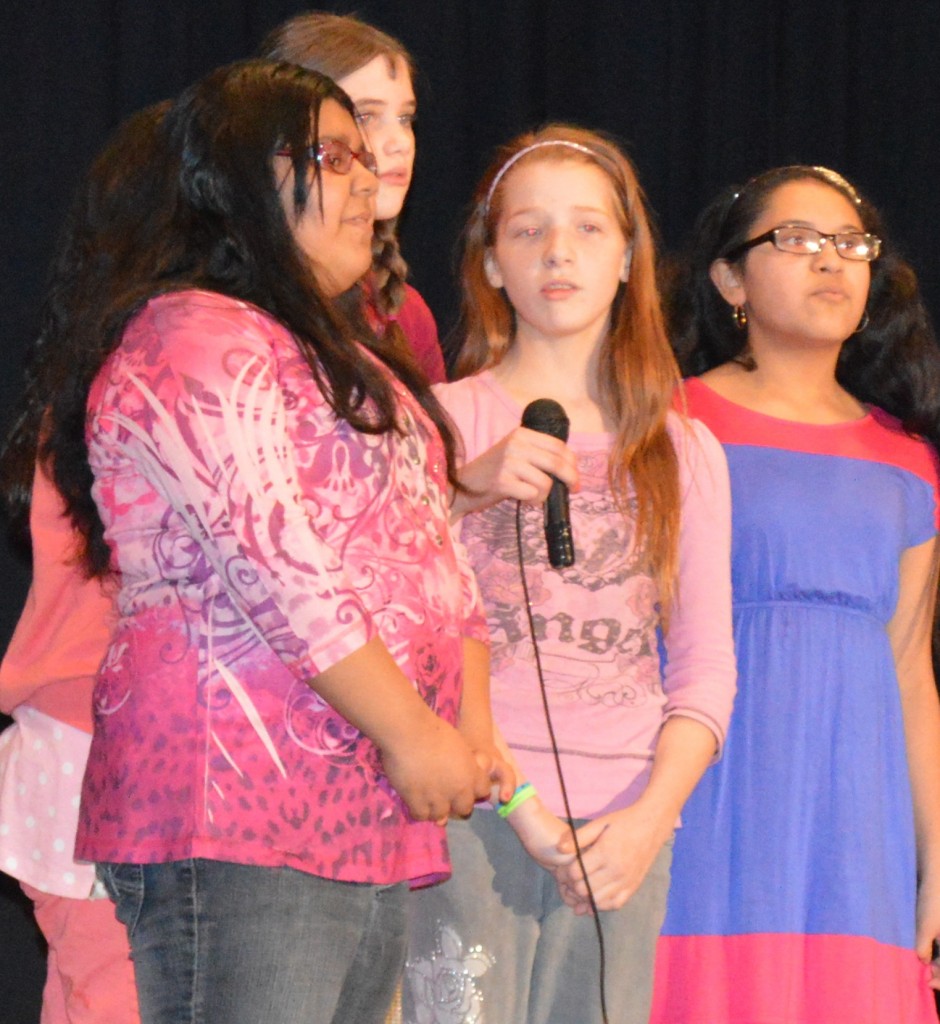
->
[99,858,407,1024]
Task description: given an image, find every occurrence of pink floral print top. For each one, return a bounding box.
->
[76,290,486,885]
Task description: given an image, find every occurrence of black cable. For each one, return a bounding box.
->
[514,500,610,1024]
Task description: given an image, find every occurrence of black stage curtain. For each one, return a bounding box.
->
[1,3,938,1019]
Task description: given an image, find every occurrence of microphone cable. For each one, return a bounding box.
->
[514,499,610,1024]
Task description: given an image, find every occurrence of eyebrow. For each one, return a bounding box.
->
[354,97,417,110]
[504,205,614,218]
[319,130,366,151]
[776,219,864,231]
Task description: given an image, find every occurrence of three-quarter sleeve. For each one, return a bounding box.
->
[661,417,737,753]
[88,294,381,681]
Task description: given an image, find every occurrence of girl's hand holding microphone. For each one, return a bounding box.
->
[451,426,579,520]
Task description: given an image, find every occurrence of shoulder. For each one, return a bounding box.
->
[399,285,434,323]
[433,374,489,419]
[866,406,940,490]
[433,373,519,459]
[133,290,286,342]
[396,285,438,344]
[120,290,296,369]
[672,376,731,428]
[666,406,726,467]
[397,285,445,384]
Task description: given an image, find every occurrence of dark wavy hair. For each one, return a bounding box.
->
[0,100,175,555]
[259,12,417,365]
[668,164,940,451]
[1,59,459,577]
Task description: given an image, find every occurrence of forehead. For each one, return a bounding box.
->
[337,54,414,104]
[754,178,863,230]
[499,158,619,213]
[315,98,361,139]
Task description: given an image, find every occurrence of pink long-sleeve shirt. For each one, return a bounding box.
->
[438,372,736,819]
[76,290,486,885]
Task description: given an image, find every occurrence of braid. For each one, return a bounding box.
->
[369,216,414,361]
[371,217,408,316]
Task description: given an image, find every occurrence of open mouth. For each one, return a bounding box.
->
[541,280,579,298]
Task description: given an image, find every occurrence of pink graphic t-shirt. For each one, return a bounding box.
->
[76,290,486,886]
[438,372,736,820]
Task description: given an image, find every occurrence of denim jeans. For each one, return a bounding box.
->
[99,858,407,1024]
[405,812,673,1024]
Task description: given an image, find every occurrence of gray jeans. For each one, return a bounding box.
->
[100,858,408,1024]
[404,811,672,1024]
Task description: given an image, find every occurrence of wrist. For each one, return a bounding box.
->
[497,781,538,819]
[627,793,679,841]
[373,700,443,758]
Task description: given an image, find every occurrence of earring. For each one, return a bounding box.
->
[732,305,748,330]
[853,310,870,334]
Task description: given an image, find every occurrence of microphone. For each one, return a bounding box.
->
[521,399,575,568]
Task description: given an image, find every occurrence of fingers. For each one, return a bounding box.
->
[459,429,580,511]
[557,819,607,854]
[507,431,579,501]
[489,758,517,804]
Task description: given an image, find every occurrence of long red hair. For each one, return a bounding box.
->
[455,125,683,619]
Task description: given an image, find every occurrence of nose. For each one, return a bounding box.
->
[382,120,414,157]
[352,157,379,196]
[543,227,573,267]
[813,236,843,272]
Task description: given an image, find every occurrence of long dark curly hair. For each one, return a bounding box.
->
[1,59,459,577]
[668,164,940,451]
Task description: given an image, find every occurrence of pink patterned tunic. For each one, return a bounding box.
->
[76,289,485,886]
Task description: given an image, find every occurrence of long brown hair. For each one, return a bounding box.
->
[260,13,414,350]
[455,124,683,616]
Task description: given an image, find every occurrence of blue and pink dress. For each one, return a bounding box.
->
[652,377,939,1023]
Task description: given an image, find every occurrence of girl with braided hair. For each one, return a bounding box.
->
[262,11,447,383]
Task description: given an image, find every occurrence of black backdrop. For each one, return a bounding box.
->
[2,2,939,1019]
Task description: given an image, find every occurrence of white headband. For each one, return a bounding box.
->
[483,140,597,214]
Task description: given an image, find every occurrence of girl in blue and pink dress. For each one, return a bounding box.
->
[652,166,940,1023]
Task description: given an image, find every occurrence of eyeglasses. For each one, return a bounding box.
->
[275,138,378,176]
[724,225,882,262]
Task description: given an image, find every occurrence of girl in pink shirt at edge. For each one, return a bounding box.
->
[0,103,173,1024]
[14,59,512,1024]
[2,15,448,1024]
[404,126,736,1023]
[262,11,448,384]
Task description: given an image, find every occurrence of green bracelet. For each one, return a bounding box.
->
[497,782,537,819]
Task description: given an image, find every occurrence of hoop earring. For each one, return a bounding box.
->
[853,310,870,335]
[732,305,748,330]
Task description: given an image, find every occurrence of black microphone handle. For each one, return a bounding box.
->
[544,477,575,568]
[520,398,575,569]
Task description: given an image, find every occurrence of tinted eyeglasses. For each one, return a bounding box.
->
[276,138,378,176]
[724,225,882,262]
